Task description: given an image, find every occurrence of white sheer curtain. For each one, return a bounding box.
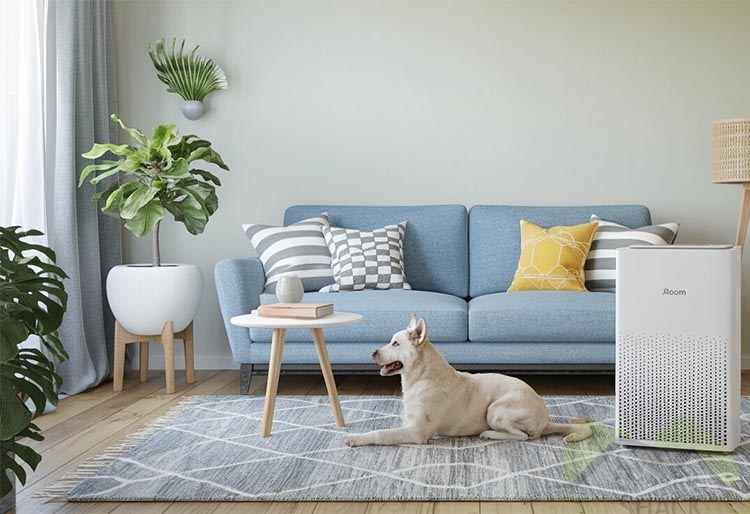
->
[0,0,51,237]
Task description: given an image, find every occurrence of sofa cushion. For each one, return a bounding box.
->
[285,205,468,298]
[321,222,411,292]
[507,220,598,292]
[469,205,651,297]
[585,214,679,292]
[242,213,333,293]
[250,290,468,343]
[468,291,615,343]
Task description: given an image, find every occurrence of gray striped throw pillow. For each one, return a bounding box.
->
[584,214,679,292]
[242,213,334,293]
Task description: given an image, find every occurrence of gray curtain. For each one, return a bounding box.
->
[48,0,123,395]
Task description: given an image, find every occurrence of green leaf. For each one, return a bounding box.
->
[189,168,221,186]
[147,124,178,164]
[178,182,218,217]
[101,182,139,218]
[1,424,44,496]
[82,143,132,159]
[187,146,229,170]
[0,310,26,360]
[40,332,68,363]
[124,200,165,237]
[111,113,146,146]
[171,135,211,159]
[79,161,121,187]
[0,379,30,440]
[90,166,126,186]
[120,149,150,173]
[120,186,159,220]
[161,158,190,179]
[166,194,208,235]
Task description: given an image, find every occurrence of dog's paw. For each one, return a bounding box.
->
[478,431,496,440]
[344,437,359,447]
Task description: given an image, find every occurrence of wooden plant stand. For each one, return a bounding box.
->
[113,320,195,394]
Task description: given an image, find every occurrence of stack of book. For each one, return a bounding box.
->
[257,302,334,319]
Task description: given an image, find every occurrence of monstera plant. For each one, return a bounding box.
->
[78,114,229,341]
[0,226,68,499]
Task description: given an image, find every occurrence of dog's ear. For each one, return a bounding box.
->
[407,314,418,332]
[409,317,428,345]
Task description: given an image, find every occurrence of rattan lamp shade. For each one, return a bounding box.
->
[712,119,750,183]
[712,118,750,251]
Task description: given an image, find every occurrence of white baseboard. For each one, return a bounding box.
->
[144,352,750,371]
[145,353,239,370]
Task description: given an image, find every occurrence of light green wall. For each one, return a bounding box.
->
[114,0,750,369]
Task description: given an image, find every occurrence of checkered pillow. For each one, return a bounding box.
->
[320,222,411,292]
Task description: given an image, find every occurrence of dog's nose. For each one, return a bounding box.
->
[371,349,379,357]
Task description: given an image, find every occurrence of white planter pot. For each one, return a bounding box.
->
[106,264,203,335]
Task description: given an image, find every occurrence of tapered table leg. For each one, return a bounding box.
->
[113,321,126,392]
[311,327,345,427]
[262,328,286,437]
[183,322,195,384]
[162,321,175,394]
[139,341,149,382]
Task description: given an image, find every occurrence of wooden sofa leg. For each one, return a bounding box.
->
[240,363,254,395]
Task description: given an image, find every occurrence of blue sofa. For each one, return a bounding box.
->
[216,204,651,392]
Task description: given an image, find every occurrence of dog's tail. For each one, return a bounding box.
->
[542,418,593,443]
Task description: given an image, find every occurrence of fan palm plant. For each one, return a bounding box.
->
[0,226,68,498]
[148,38,228,119]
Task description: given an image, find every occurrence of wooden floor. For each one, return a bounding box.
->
[14,370,750,514]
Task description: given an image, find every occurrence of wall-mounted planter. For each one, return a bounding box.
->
[181,100,204,121]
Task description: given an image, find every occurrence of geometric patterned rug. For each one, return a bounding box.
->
[45,396,750,502]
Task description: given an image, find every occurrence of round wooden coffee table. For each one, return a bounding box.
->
[230,311,362,437]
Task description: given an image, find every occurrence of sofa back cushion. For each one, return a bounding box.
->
[285,205,468,297]
[469,205,651,298]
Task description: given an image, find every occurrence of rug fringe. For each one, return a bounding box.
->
[35,395,204,502]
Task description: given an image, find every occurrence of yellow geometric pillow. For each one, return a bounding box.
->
[507,220,599,292]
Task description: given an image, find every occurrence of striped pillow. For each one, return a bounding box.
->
[585,215,679,292]
[242,213,334,293]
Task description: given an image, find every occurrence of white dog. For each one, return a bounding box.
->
[345,315,592,447]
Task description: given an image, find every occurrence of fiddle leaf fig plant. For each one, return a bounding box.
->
[0,226,68,497]
[79,114,229,266]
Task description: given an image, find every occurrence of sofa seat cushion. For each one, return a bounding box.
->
[468,291,614,343]
[250,290,468,343]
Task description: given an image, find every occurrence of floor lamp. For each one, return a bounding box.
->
[712,119,750,251]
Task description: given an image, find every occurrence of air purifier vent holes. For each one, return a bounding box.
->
[617,332,729,446]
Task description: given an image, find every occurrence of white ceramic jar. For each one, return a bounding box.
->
[276,275,304,303]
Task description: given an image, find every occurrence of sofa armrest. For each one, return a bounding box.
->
[215,258,265,363]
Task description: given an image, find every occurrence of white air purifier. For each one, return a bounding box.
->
[615,245,741,452]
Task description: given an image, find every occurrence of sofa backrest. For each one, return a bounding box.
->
[285,205,469,297]
[469,205,652,298]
